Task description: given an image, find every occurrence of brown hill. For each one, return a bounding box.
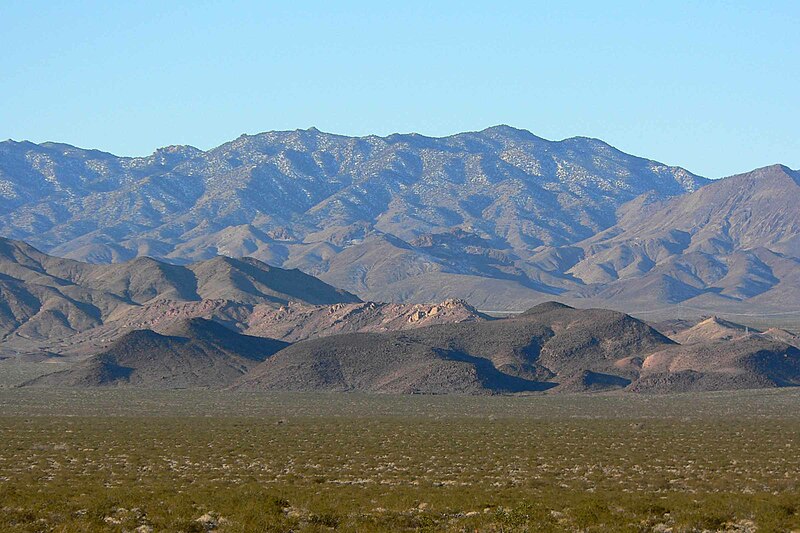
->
[654,315,800,348]
[1,296,487,361]
[19,301,800,395]
[630,336,800,393]
[671,316,752,344]
[0,237,359,356]
[22,318,288,388]
[232,303,674,394]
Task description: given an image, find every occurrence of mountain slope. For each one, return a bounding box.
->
[232,302,800,395]
[0,237,359,355]
[538,165,800,315]
[21,302,800,394]
[0,128,705,261]
[0,128,705,309]
[18,298,487,359]
[630,336,800,393]
[232,302,675,393]
[22,318,288,388]
[3,130,798,315]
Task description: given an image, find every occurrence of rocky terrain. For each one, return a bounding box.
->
[5,297,487,360]
[0,237,487,362]
[0,127,710,310]
[23,318,288,388]
[0,236,359,356]
[231,302,667,393]
[3,128,799,316]
[547,164,800,316]
[1,237,799,394]
[2,127,800,394]
[232,302,800,394]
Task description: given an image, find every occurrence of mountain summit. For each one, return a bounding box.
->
[0,127,707,309]
[3,129,799,314]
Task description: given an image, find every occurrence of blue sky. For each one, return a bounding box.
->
[1,1,798,178]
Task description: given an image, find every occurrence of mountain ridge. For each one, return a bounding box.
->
[2,128,798,315]
[0,236,359,356]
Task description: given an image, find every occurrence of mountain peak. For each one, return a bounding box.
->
[480,124,537,138]
[753,164,799,184]
[715,163,800,190]
[153,144,203,157]
[757,163,792,173]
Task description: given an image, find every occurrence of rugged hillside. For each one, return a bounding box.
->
[627,316,800,392]
[548,165,800,314]
[20,302,800,394]
[630,337,800,393]
[0,127,705,309]
[0,237,358,356]
[22,318,288,388]
[670,316,752,344]
[232,302,675,394]
[2,130,798,314]
[0,236,494,360]
[12,298,487,359]
[233,302,800,395]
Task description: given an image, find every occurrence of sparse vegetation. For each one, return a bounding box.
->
[1,389,799,531]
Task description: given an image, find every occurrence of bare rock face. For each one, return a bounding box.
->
[243,299,486,342]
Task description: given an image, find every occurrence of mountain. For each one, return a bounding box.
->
[19,300,800,394]
[624,316,800,393]
[232,302,675,394]
[548,164,800,315]
[670,316,752,344]
[22,298,487,359]
[22,318,288,388]
[2,130,798,315]
[232,302,800,394]
[0,237,359,357]
[0,237,494,361]
[0,127,705,309]
[630,336,800,393]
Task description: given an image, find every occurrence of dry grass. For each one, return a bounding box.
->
[1,389,799,531]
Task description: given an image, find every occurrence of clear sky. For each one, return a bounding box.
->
[2,1,798,178]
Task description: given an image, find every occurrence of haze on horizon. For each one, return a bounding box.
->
[2,1,799,178]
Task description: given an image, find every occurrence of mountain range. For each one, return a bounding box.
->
[25,318,288,389]
[1,125,800,394]
[2,127,798,316]
[20,300,800,394]
[0,236,484,359]
[0,237,797,394]
[0,126,728,311]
